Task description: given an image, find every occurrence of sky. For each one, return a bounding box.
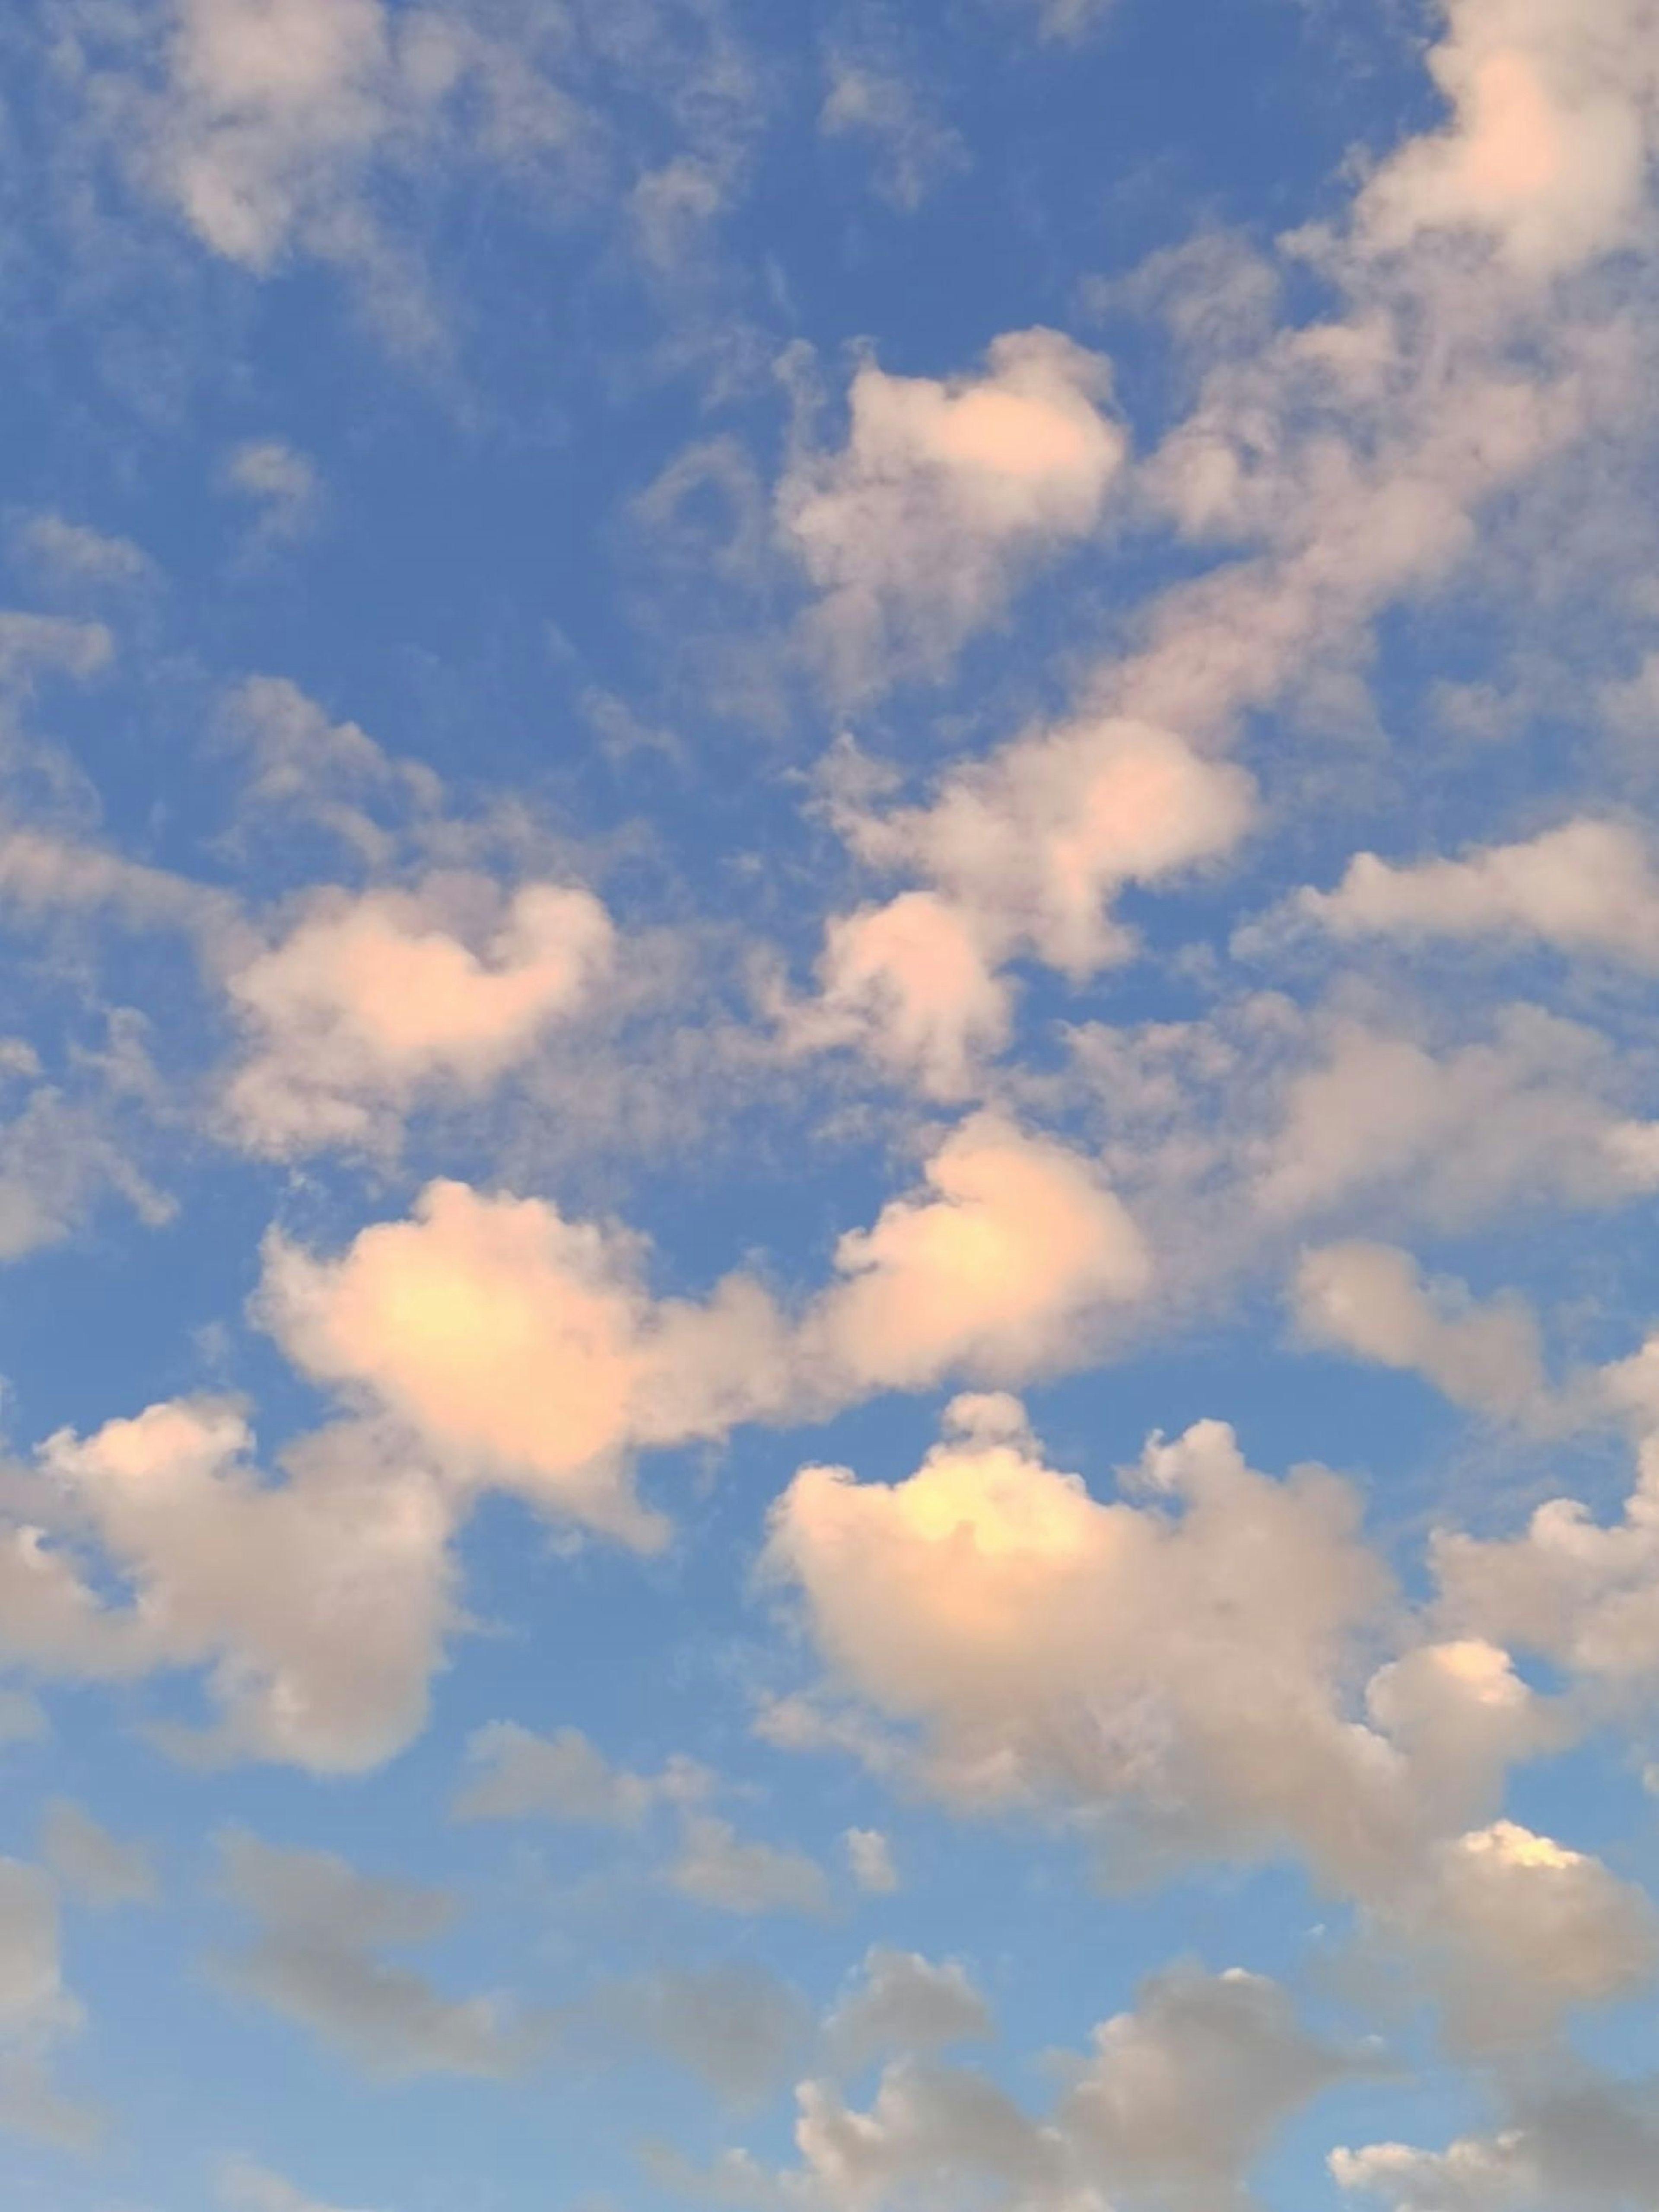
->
[0,0,1658,2207]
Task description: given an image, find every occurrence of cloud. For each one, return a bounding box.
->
[13,513,155,592]
[218,2155,379,2212]
[1298,820,1659,966]
[777,891,1012,1101]
[1056,1964,1366,2209]
[1389,1819,1658,2052]
[8,1400,457,1773]
[222,874,616,1154]
[617,1962,814,2110]
[39,1801,159,1910]
[763,1393,1410,1884]
[801,1119,1151,1393]
[223,439,321,541]
[788,719,1253,1086]
[784,1964,1358,2212]
[1433,1393,1659,1685]
[216,1828,544,2079]
[1356,0,1659,278]
[667,1817,832,1918]
[0,1858,99,2151]
[1291,1241,1550,1420]
[1255,1010,1659,1229]
[1332,2076,1659,2212]
[453,1722,708,1826]
[819,54,966,211]
[779,328,1127,690]
[261,1178,794,1549]
[826,1948,992,2068]
[842,1829,899,1896]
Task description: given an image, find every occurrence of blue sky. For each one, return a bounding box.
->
[1,2,1659,2209]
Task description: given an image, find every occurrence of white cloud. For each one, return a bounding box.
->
[764,1393,1410,1884]
[842,1828,899,1896]
[826,1948,991,2067]
[216,1828,544,2079]
[223,439,322,541]
[261,1177,794,1549]
[222,874,616,1154]
[819,55,966,211]
[1298,820,1659,966]
[1389,1819,1658,2052]
[801,1118,1151,1394]
[1357,0,1659,278]
[2,1400,456,1773]
[1332,2077,1659,2212]
[667,1817,832,1918]
[1291,1241,1550,1420]
[779,328,1127,690]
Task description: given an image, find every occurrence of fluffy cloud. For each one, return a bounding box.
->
[764,1393,1408,1882]
[1357,0,1659,278]
[1333,2077,1659,2212]
[667,1817,832,1918]
[843,717,1255,980]
[826,1948,992,2068]
[1291,1241,1549,1419]
[1255,1011,1659,1229]
[1433,1418,1659,1684]
[842,1829,899,1896]
[4,1400,456,1773]
[222,875,615,1154]
[216,1829,543,2079]
[1299,820,1659,966]
[779,891,1012,1101]
[263,1177,793,1547]
[803,1119,1150,1394]
[780,329,1127,689]
[785,1964,1358,2212]
[1389,1819,1658,2051]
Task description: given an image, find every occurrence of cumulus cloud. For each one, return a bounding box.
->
[1291,1241,1550,1420]
[802,1119,1150,1393]
[221,675,442,854]
[1332,2076,1659,2212]
[667,1817,832,1918]
[842,1829,899,1896]
[1299,820,1659,966]
[1255,1010,1659,1229]
[1384,1821,1657,2053]
[826,1948,992,2068]
[779,329,1127,689]
[453,1722,708,1825]
[262,1177,794,1548]
[1357,0,1659,278]
[3,1399,456,1773]
[617,1961,814,2110]
[216,1829,543,2079]
[764,1393,1409,1883]
[222,874,616,1153]
[783,1963,1358,2212]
